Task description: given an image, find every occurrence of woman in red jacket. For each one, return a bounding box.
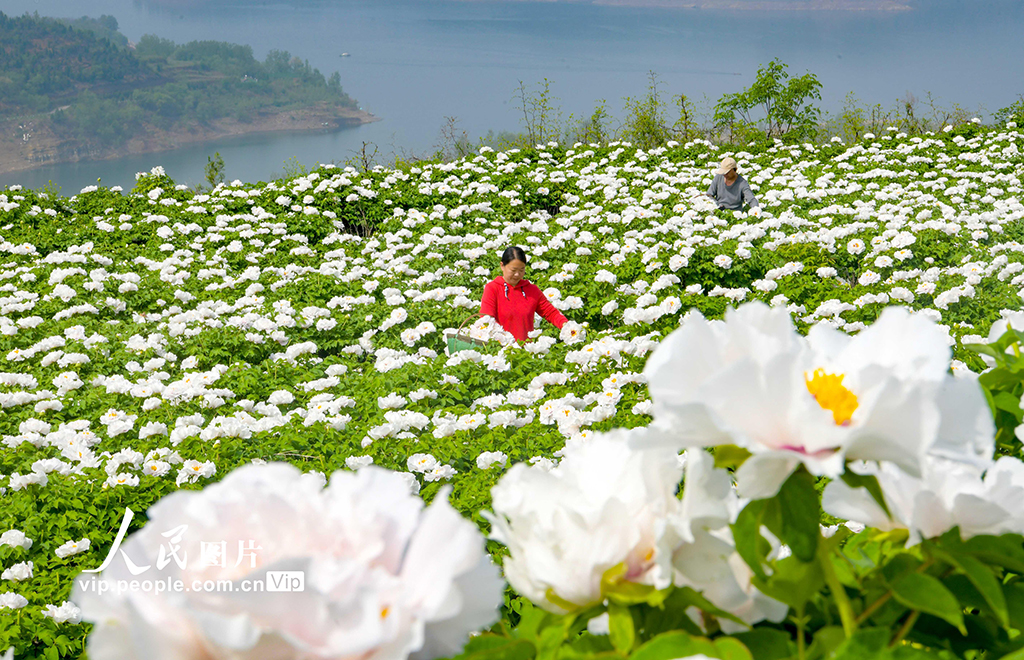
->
[479,246,567,342]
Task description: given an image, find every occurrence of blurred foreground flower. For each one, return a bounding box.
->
[487,436,785,628]
[824,455,1024,545]
[669,450,788,631]
[487,434,681,613]
[73,462,502,660]
[641,302,993,498]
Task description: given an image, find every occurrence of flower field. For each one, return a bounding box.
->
[3,121,1024,659]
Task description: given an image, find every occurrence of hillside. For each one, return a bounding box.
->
[2,121,1024,657]
[0,12,375,175]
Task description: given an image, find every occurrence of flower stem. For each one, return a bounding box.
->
[889,610,920,648]
[818,538,856,637]
[855,591,892,625]
[794,605,807,660]
[858,558,934,626]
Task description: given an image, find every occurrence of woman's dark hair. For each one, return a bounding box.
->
[501,246,528,266]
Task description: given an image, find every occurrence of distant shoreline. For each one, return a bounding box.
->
[449,0,912,10]
[0,104,379,178]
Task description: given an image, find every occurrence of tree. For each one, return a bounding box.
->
[97,15,119,33]
[621,71,674,150]
[512,79,560,147]
[713,59,823,143]
[205,152,225,189]
[572,100,611,145]
[136,34,176,59]
[995,95,1024,125]
[673,93,701,143]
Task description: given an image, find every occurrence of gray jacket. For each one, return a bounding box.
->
[707,174,759,210]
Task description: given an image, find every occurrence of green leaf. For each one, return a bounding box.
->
[713,445,752,470]
[537,617,575,660]
[775,468,820,562]
[967,342,1006,361]
[730,629,794,660]
[466,635,517,652]
[753,554,825,609]
[890,572,966,635]
[805,626,846,660]
[512,601,552,642]
[671,586,749,629]
[629,632,717,660]
[559,633,616,660]
[1005,583,1024,631]
[711,637,754,660]
[608,604,635,654]
[641,588,704,638]
[829,627,935,660]
[943,552,1009,627]
[881,553,922,583]
[958,534,1024,573]
[463,639,538,660]
[999,646,1024,660]
[993,391,1024,421]
[732,499,771,580]
[840,471,892,519]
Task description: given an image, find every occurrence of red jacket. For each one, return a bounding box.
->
[479,276,568,342]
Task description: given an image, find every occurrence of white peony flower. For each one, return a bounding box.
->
[378,392,408,410]
[407,453,438,473]
[268,390,294,405]
[642,302,993,498]
[142,460,171,477]
[559,321,586,345]
[175,460,217,486]
[487,434,682,613]
[1,561,33,582]
[55,538,91,558]
[0,592,28,610]
[41,600,83,624]
[824,455,1024,546]
[476,451,508,470]
[668,450,788,631]
[345,455,374,470]
[424,464,458,482]
[73,463,502,660]
[0,530,32,550]
[138,422,167,439]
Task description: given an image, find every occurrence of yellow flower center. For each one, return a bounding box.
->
[805,369,858,426]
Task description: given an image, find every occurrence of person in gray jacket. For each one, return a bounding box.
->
[706,156,760,214]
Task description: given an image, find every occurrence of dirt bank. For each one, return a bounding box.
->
[0,103,379,177]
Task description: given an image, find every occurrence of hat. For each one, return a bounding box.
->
[715,157,738,175]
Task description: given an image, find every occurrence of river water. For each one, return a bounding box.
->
[0,0,1021,192]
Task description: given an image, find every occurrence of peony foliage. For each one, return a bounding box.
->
[2,122,1024,659]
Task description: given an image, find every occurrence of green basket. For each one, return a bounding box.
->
[446,316,488,354]
[447,334,487,354]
